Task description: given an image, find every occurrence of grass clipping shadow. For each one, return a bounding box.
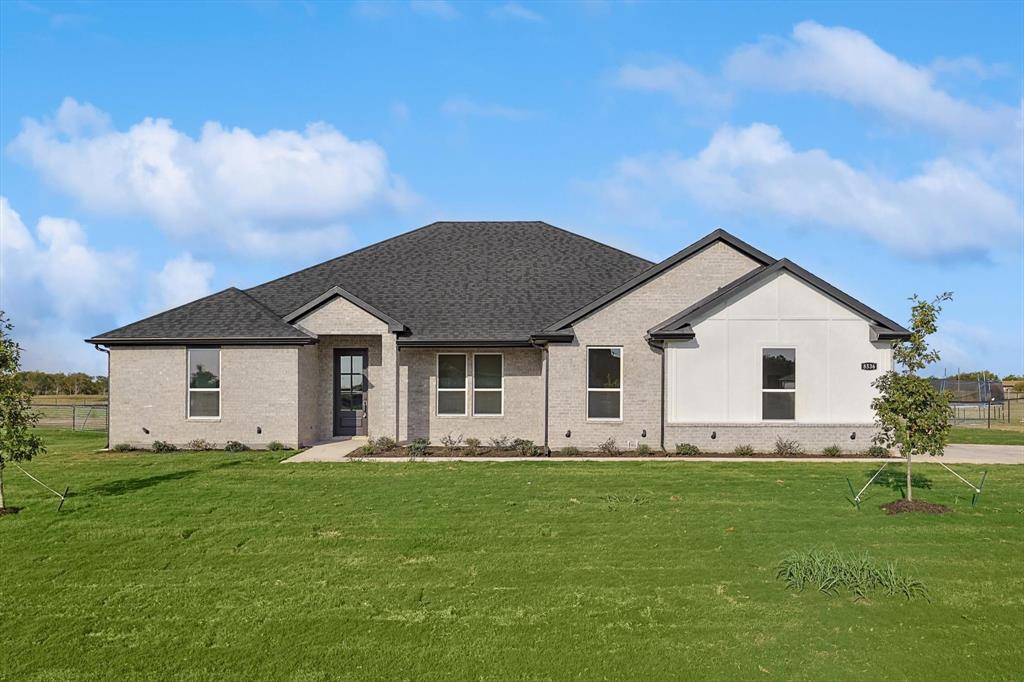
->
[777,549,929,602]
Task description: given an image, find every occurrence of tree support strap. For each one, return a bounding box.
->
[12,462,69,512]
[847,462,889,509]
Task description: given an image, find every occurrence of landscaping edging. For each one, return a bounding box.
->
[350,454,905,463]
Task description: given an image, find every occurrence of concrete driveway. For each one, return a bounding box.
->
[919,444,1023,465]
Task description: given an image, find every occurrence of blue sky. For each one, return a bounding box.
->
[1,0,1021,376]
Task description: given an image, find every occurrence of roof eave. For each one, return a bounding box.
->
[84,336,318,346]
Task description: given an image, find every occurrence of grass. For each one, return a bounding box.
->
[2,429,1022,681]
[948,427,1024,445]
[31,394,108,405]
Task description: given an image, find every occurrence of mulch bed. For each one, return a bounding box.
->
[362,447,891,459]
[880,499,952,515]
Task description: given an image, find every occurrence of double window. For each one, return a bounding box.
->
[187,347,220,419]
[587,347,622,420]
[762,348,795,420]
[436,353,505,416]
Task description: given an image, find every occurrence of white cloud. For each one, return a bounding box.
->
[491,3,544,22]
[598,123,1020,258]
[928,56,1010,81]
[724,21,1019,143]
[409,1,458,20]
[9,98,411,258]
[441,96,536,121]
[0,197,215,373]
[613,60,733,112]
[148,253,216,314]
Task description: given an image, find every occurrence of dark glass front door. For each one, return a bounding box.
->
[334,349,368,436]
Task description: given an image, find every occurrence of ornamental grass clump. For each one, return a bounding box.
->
[597,438,621,456]
[733,444,755,456]
[674,443,700,456]
[822,444,842,457]
[464,437,481,456]
[407,437,430,457]
[773,437,803,456]
[776,549,929,601]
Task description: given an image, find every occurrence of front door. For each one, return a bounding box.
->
[334,349,368,437]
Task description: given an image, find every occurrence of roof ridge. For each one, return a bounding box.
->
[234,287,316,338]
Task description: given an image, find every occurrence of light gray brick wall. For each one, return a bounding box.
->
[548,241,762,450]
[109,345,300,448]
[297,344,320,446]
[399,347,544,444]
[664,423,880,454]
[294,295,390,335]
[314,335,395,441]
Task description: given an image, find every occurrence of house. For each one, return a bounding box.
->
[86,222,910,452]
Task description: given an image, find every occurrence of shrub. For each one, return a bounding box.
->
[776,549,928,601]
[224,440,250,452]
[440,432,463,453]
[373,436,397,452]
[152,440,177,453]
[674,442,701,456]
[265,440,287,451]
[511,438,540,457]
[185,438,215,451]
[822,444,842,457]
[111,443,135,452]
[464,437,481,456]
[635,443,652,455]
[559,446,580,456]
[733,444,755,457]
[866,445,890,457]
[354,443,378,457]
[597,438,621,456]
[407,437,430,457]
[489,435,510,449]
[773,436,803,456]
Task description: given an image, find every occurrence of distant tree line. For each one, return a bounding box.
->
[926,371,1021,382]
[16,371,108,395]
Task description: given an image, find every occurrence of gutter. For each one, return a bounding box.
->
[83,336,318,346]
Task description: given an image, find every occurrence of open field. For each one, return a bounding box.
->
[2,430,1022,681]
[30,394,108,405]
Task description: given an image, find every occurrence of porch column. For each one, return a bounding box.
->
[381,333,399,440]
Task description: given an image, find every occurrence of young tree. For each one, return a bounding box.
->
[0,312,45,511]
[871,293,954,501]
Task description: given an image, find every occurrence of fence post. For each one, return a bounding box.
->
[72,404,77,430]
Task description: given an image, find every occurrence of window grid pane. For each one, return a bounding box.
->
[188,348,220,389]
[474,355,502,389]
[473,390,502,415]
[189,390,220,418]
[587,390,620,419]
[438,354,466,389]
[588,348,621,389]
[437,390,465,415]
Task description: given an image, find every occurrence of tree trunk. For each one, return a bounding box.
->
[0,462,6,511]
[906,451,913,501]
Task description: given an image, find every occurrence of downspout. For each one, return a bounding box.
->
[660,344,666,452]
[395,341,401,442]
[93,344,110,450]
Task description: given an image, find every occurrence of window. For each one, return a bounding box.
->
[473,354,503,416]
[437,353,467,416]
[587,347,622,420]
[762,348,795,420]
[187,348,220,419]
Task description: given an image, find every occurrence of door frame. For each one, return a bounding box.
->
[333,348,369,437]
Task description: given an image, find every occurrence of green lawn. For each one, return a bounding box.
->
[949,427,1024,445]
[2,430,1022,681]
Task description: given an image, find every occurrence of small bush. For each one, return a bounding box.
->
[733,444,755,456]
[373,436,397,452]
[511,438,540,456]
[224,440,250,452]
[559,446,580,456]
[354,443,378,457]
[489,435,510,449]
[265,440,287,451]
[597,438,621,456]
[111,443,135,452]
[185,438,215,451]
[776,549,929,601]
[407,437,430,457]
[152,440,178,452]
[773,436,803,456]
[674,442,701,456]
[464,437,481,456]
[635,443,653,455]
[822,444,842,457]
[867,445,889,457]
[440,432,463,453]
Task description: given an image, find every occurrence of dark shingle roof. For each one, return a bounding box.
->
[87,288,316,344]
[246,221,654,341]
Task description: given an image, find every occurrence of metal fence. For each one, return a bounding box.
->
[33,403,109,431]
[949,397,1022,429]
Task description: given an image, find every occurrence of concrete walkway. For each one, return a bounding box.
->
[284,441,1022,465]
[281,437,367,463]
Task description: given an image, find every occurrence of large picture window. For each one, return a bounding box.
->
[762,348,795,420]
[437,353,467,416]
[473,353,503,416]
[187,347,220,419]
[587,347,622,420]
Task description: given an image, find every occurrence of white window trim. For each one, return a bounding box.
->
[586,346,623,422]
[186,347,221,421]
[436,352,467,417]
[472,352,504,417]
[761,345,796,422]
